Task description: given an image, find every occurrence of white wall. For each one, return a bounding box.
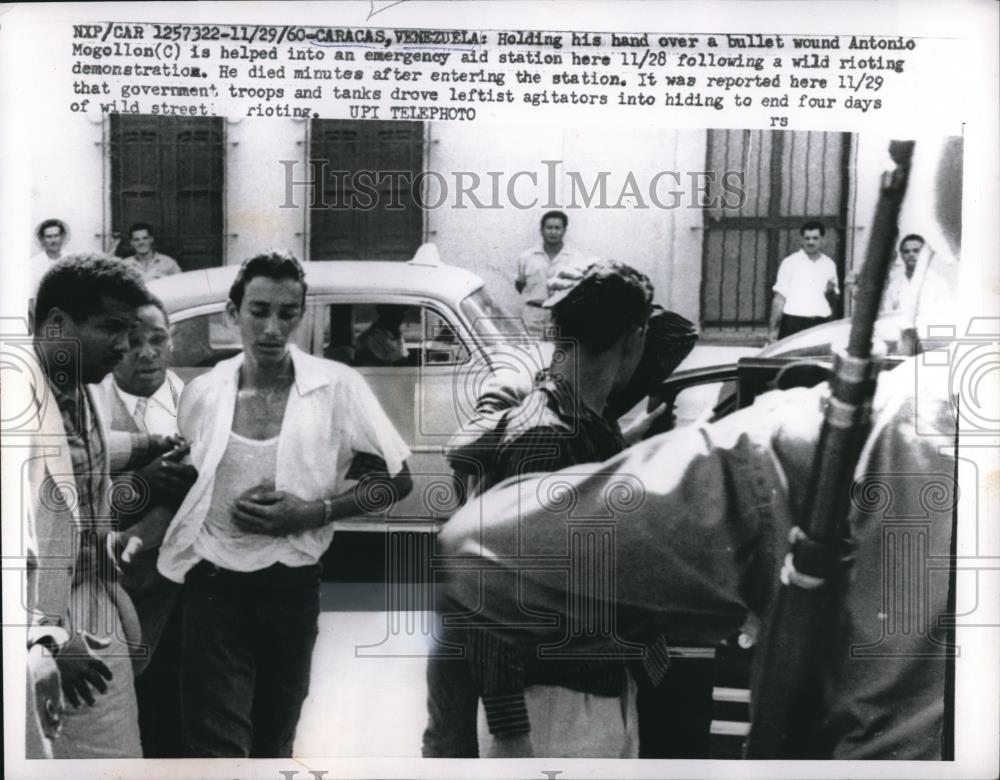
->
[425,121,705,320]
[30,117,703,322]
[30,114,105,256]
[225,117,308,264]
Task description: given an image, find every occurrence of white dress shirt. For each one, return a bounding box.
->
[772,249,839,318]
[157,346,411,582]
[112,372,182,435]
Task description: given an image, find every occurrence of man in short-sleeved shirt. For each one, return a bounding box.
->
[157,252,412,757]
[769,220,839,340]
[121,222,182,281]
[30,218,69,290]
[515,210,583,339]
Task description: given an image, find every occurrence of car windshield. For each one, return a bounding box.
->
[460,287,528,341]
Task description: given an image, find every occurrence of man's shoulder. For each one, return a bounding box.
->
[157,253,181,267]
[499,387,572,443]
[181,356,239,400]
[165,368,185,392]
[292,349,371,393]
[555,245,586,261]
[88,373,117,407]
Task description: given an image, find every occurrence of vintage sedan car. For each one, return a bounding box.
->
[150,245,544,536]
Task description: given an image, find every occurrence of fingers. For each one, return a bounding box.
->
[41,697,63,738]
[76,678,97,707]
[235,480,275,501]
[105,532,121,564]
[85,659,112,686]
[647,403,668,419]
[121,536,143,565]
[62,679,80,709]
[247,491,283,505]
[161,443,192,462]
[81,633,112,653]
[231,502,272,533]
[107,533,142,572]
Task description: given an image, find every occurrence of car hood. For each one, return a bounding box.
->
[758,315,912,359]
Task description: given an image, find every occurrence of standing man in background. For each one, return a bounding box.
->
[122,222,182,281]
[768,220,839,341]
[514,210,582,339]
[30,218,70,294]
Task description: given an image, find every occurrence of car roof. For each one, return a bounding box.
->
[148,260,485,313]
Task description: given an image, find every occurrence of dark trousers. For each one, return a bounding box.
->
[135,585,184,757]
[635,657,714,758]
[421,645,481,757]
[778,314,828,340]
[180,561,321,758]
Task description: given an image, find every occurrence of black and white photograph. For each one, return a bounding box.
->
[1,3,997,779]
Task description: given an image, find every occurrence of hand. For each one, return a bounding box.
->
[824,279,839,306]
[767,327,780,344]
[899,327,919,356]
[546,258,598,298]
[133,446,197,507]
[106,531,143,575]
[485,731,534,758]
[28,644,64,739]
[147,434,185,458]
[57,632,113,708]
[232,482,324,536]
[621,402,674,444]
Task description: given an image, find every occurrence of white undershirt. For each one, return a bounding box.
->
[194,431,316,572]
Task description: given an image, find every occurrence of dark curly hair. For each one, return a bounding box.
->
[228,250,307,310]
[36,218,67,242]
[34,253,149,331]
[551,260,653,352]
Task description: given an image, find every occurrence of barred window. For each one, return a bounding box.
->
[309,119,424,261]
[109,115,225,271]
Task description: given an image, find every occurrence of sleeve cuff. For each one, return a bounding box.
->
[27,625,70,651]
[122,432,153,469]
[482,692,530,736]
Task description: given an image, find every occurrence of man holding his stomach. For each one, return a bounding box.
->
[157,251,412,757]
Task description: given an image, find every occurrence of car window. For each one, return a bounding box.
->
[460,287,528,340]
[317,302,469,367]
[171,310,242,369]
[423,308,469,366]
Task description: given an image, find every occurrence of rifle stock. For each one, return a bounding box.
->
[746,141,915,758]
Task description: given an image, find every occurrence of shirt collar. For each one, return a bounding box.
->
[223,345,330,396]
[533,243,569,256]
[537,369,599,423]
[114,374,177,415]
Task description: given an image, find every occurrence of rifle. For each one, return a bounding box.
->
[746,140,915,758]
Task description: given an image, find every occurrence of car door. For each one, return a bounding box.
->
[308,295,474,526]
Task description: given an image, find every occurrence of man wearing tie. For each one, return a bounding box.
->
[93,295,193,757]
[99,297,184,437]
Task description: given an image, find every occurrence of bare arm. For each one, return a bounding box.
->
[231,462,413,536]
[769,292,786,340]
